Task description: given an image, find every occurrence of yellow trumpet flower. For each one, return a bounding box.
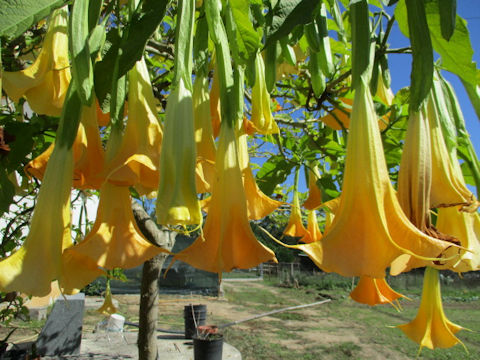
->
[279,79,453,278]
[299,210,322,244]
[106,58,163,197]
[0,145,73,296]
[156,78,202,225]
[350,276,406,308]
[60,248,105,295]
[376,70,394,107]
[63,183,166,270]
[283,190,309,238]
[303,164,322,210]
[392,106,460,276]
[97,281,118,315]
[397,267,466,352]
[197,124,281,220]
[193,72,217,193]
[237,127,281,220]
[251,52,280,134]
[436,206,480,273]
[209,68,222,138]
[170,123,277,275]
[25,102,105,190]
[3,7,71,116]
[320,98,352,130]
[428,96,477,211]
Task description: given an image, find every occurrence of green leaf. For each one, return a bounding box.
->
[118,0,169,77]
[94,0,168,110]
[229,0,262,63]
[0,169,15,218]
[426,2,476,85]
[265,0,318,48]
[0,0,68,38]
[396,0,476,87]
[256,155,295,196]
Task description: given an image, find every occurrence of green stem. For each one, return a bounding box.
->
[173,0,195,89]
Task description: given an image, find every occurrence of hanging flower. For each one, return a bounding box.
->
[299,210,322,244]
[25,102,105,190]
[277,78,454,278]
[320,98,352,130]
[193,72,217,193]
[209,67,222,138]
[3,7,71,116]
[105,58,163,197]
[156,78,202,225]
[250,52,280,134]
[435,206,480,273]
[428,96,478,211]
[63,183,167,270]
[350,276,406,309]
[303,163,322,210]
[0,145,73,296]
[237,126,281,220]
[397,267,466,352]
[283,190,309,238]
[97,281,118,315]
[376,70,394,107]
[170,123,277,275]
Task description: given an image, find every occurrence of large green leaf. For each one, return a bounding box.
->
[265,0,318,48]
[0,0,68,38]
[94,0,168,110]
[395,0,477,86]
[256,155,295,196]
[229,0,262,63]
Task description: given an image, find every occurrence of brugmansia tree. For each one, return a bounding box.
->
[0,0,479,358]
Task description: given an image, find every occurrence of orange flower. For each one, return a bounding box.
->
[3,7,71,116]
[350,276,406,308]
[209,67,222,138]
[397,267,466,352]
[96,281,118,315]
[170,123,277,275]
[277,78,453,278]
[193,72,217,193]
[63,183,166,271]
[25,102,105,190]
[237,126,281,220]
[283,190,309,238]
[428,95,477,210]
[435,206,480,273]
[250,52,280,134]
[105,57,163,197]
[303,163,322,210]
[299,210,322,244]
[0,145,73,296]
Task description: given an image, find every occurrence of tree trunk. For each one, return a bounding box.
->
[132,201,175,360]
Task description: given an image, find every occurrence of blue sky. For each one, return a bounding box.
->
[387,2,480,156]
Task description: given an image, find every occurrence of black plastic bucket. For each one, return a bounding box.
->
[193,334,223,360]
[184,304,207,339]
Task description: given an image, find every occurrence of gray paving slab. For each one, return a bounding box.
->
[34,331,241,359]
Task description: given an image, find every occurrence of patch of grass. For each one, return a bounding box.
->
[269,311,307,321]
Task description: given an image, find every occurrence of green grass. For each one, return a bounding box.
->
[221,273,480,360]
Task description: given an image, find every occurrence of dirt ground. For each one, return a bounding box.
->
[2,279,477,359]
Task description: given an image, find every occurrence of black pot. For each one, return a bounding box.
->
[184,304,207,339]
[193,334,223,360]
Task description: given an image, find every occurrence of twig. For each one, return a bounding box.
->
[217,299,331,329]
